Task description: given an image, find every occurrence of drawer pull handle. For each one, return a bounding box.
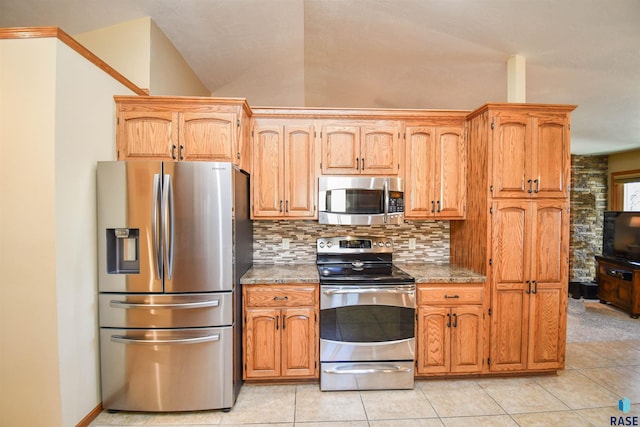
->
[444,294,459,299]
[273,296,289,301]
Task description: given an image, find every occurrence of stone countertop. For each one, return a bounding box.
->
[240,263,485,285]
[240,264,319,284]
[396,263,486,284]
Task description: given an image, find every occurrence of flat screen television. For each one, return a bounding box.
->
[603,211,640,265]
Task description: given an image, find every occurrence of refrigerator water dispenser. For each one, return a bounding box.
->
[106,228,140,274]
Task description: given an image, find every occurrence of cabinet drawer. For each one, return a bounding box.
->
[244,285,317,307]
[418,286,482,305]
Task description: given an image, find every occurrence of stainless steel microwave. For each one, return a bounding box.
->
[318,176,404,225]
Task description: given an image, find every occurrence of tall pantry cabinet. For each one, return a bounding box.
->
[451,103,576,374]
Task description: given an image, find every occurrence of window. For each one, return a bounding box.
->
[611,169,640,211]
[624,182,640,210]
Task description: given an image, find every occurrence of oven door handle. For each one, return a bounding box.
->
[322,288,415,295]
[323,364,413,375]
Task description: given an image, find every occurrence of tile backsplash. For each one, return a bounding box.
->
[252,220,450,264]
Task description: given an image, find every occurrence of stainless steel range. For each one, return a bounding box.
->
[317,236,416,391]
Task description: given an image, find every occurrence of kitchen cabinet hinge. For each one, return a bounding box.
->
[490,207,493,214]
[491,121,495,130]
[117,117,120,124]
[320,162,322,169]
[489,258,493,266]
[237,119,240,127]
[403,132,406,140]
[488,358,492,365]
[490,185,494,193]
[251,130,254,137]
[488,308,492,316]
[314,131,317,138]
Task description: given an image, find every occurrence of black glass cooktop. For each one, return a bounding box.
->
[317,263,414,285]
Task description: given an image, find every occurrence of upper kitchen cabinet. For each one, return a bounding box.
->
[320,120,401,175]
[114,96,252,172]
[491,108,571,199]
[405,124,466,219]
[251,118,317,219]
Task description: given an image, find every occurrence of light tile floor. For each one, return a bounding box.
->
[91,340,640,426]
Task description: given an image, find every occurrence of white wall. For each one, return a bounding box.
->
[74,17,151,90]
[75,16,209,96]
[0,37,62,427]
[149,18,210,96]
[0,36,135,426]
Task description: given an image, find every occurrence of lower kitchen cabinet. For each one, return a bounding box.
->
[489,200,569,372]
[243,284,318,380]
[416,285,484,376]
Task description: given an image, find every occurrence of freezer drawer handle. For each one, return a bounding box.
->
[323,365,413,375]
[110,334,220,345]
[109,299,220,309]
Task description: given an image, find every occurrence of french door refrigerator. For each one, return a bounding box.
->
[97,161,251,412]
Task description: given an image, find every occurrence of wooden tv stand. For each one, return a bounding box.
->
[596,256,640,318]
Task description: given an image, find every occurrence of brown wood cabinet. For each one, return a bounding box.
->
[243,284,318,380]
[596,257,640,318]
[452,104,575,376]
[416,285,484,375]
[489,199,569,372]
[251,119,317,219]
[491,110,570,199]
[405,125,466,219]
[115,96,252,172]
[320,121,401,175]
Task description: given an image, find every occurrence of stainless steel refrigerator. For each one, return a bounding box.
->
[96,161,251,412]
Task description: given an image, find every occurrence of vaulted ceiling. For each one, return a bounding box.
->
[2,0,639,155]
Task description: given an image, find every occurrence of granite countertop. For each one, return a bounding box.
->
[396,263,486,284]
[240,263,485,285]
[240,264,319,284]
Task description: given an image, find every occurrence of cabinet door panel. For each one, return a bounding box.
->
[285,125,315,217]
[532,116,569,198]
[417,306,449,374]
[532,202,568,284]
[490,288,528,371]
[118,112,176,160]
[245,308,280,378]
[493,203,530,283]
[527,286,566,370]
[451,306,483,373]
[321,126,360,174]
[404,126,435,217]
[434,127,465,217]
[180,112,235,161]
[361,126,398,174]
[253,126,284,217]
[492,114,531,198]
[281,308,316,377]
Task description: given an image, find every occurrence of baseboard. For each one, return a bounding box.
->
[76,403,102,427]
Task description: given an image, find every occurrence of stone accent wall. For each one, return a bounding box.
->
[570,155,608,282]
[253,220,450,264]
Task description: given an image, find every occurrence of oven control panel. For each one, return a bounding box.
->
[317,236,392,254]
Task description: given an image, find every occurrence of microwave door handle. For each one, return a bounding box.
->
[383,180,389,223]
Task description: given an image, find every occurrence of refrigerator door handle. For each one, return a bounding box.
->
[110,334,220,345]
[162,174,175,280]
[152,173,162,279]
[109,299,221,309]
